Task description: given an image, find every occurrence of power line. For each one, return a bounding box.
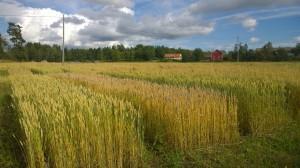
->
[0,14,60,18]
[237,36,239,62]
[236,36,242,62]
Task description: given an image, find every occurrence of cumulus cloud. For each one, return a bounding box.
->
[250,37,260,43]
[295,36,300,43]
[0,0,124,47]
[117,12,214,40]
[79,21,125,42]
[2,0,297,48]
[83,0,133,7]
[79,5,133,20]
[0,1,62,42]
[77,8,214,46]
[40,28,61,43]
[118,7,134,16]
[188,0,300,14]
[50,16,86,28]
[0,0,91,46]
[242,17,257,31]
[0,0,217,48]
[187,0,300,32]
[229,15,258,31]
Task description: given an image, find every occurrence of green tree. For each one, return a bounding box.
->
[181,49,193,62]
[292,43,300,56]
[134,44,144,60]
[103,47,112,61]
[247,49,256,61]
[7,22,26,60]
[193,48,204,61]
[261,42,273,60]
[274,48,288,61]
[52,44,62,62]
[7,22,25,48]
[223,51,234,61]
[94,48,103,61]
[155,46,167,59]
[239,43,248,61]
[125,48,135,61]
[143,46,156,60]
[111,46,121,61]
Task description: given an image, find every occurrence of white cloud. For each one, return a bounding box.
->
[227,15,258,31]
[295,36,300,43]
[84,0,133,7]
[0,0,124,48]
[0,0,92,46]
[258,8,300,20]
[117,12,214,39]
[213,7,300,21]
[10,0,300,49]
[118,7,134,16]
[250,37,260,43]
[0,0,216,48]
[188,0,300,14]
[242,17,257,31]
[187,0,300,32]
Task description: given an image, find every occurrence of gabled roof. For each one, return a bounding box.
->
[164,53,182,58]
[213,50,223,54]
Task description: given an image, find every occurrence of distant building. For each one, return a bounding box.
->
[211,50,223,61]
[164,53,182,61]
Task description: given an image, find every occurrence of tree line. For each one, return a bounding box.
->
[225,42,300,61]
[0,22,300,62]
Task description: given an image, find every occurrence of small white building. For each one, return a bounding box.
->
[164,53,182,61]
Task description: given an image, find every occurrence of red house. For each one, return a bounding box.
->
[211,50,223,61]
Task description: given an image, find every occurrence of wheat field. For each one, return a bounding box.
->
[0,62,299,167]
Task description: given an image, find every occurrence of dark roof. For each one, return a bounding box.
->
[213,50,223,54]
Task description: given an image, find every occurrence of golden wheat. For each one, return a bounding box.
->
[2,62,299,168]
[10,75,144,168]
[57,74,239,151]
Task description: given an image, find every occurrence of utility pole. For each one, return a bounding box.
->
[236,36,240,62]
[62,14,65,63]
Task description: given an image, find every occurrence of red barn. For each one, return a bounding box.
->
[211,50,223,61]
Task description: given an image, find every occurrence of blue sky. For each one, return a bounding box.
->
[0,0,300,50]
